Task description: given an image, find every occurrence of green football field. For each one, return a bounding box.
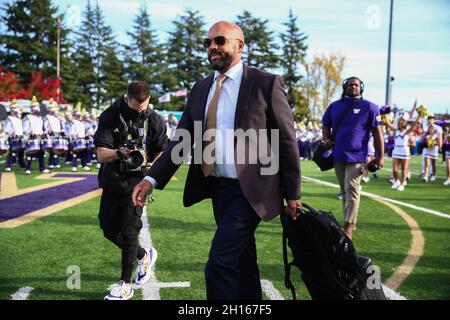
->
[0,156,449,300]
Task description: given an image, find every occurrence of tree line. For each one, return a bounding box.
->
[0,0,345,121]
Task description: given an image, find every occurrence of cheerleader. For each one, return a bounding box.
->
[385,113,421,191]
[422,124,442,182]
[443,128,450,186]
[362,135,376,183]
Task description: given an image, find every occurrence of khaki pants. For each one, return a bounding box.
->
[334,162,363,225]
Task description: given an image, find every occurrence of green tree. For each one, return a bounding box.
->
[0,0,69,83]
[235,10,279,70]
[102,46,127,105]
[164,9,209,93]
[280,9,308,108]
[124,5,163,96]
[71,0,96,106]
[72,0,125,107]
[302,53,346,119]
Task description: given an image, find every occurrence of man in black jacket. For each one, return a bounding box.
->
[94,81,167,300]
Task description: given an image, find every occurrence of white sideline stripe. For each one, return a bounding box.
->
[157,282,191,288]
[10,287,33,300]
[303,176,450,219]
[139,205,160,300]
[382,285,408,300]
[260,279,285,300]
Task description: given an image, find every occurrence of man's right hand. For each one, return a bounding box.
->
[132,179,153,207]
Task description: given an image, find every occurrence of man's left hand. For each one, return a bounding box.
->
[286,199,302,221]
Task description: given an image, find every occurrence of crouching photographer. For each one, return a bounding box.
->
[94,81,167,300]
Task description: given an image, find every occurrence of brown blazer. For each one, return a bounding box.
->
[146,64,301,221]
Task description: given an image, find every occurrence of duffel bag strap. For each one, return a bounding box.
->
[282,225,297,300]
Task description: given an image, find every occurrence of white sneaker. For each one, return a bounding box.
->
[423,176,429,182]
[96,163,101,169]
[362,176,370,183]
[83,166,91,171]
[5,167,11,172]
[397,184,405,191]
[104,280,134,300]
[55,164,61,169]
[25,170,31,175]
[135,247,158,285]
[41,169,50,174]
[391,181,400,189]
[48,165,54,169]
[444,179,450,186]
[71,167,77,172]
[430,175,436,182]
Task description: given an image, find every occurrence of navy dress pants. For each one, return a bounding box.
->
[205,177,262,300]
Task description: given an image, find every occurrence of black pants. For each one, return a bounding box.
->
[205,177,262,300]
[98,191,146,283]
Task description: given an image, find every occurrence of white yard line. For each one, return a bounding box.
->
[10,287,33,300]
[382,285,408,300]
[139,205,191,300]
[303,176,450,219]
[260,279,285,300]
[139,205,161,300]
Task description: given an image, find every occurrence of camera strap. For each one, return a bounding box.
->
[119,110,149,146]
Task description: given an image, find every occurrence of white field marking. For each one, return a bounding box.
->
[260,279,285,300]
[138,205,191,300]
[382,284,408,300]
[302,176,450,219]
[139,205,160,300]
[10,287,33,300]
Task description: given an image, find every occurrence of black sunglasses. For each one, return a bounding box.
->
[202,36,241,48]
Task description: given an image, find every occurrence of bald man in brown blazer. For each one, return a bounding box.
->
[133,21,301,300]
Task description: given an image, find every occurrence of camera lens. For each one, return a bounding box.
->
[128,150,144,169]
[368,161,378,173]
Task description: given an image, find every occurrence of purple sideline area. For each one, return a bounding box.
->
[0,173,98,222]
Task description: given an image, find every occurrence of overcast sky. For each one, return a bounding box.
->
[15,0,450,114]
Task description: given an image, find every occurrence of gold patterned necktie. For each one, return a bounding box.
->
[201,74,228,177]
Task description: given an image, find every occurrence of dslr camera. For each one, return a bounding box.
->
[367,160,379,173]
[118,139,147,173]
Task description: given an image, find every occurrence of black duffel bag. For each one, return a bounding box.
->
[312,143,334,171]
[280,203,386,300]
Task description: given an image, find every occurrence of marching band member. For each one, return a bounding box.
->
[43,101,63,168]
[70,107,90,172]
[3,100,26,171]
[90,109,100,168]
[22,97,50,174]
[82,109,95,166]
[64,111,74,164]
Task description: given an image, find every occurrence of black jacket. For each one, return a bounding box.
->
[94,96,167,194]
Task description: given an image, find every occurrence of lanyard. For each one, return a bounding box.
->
[119,110,149,145]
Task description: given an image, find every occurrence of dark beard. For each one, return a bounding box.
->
[208,51,233,72]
